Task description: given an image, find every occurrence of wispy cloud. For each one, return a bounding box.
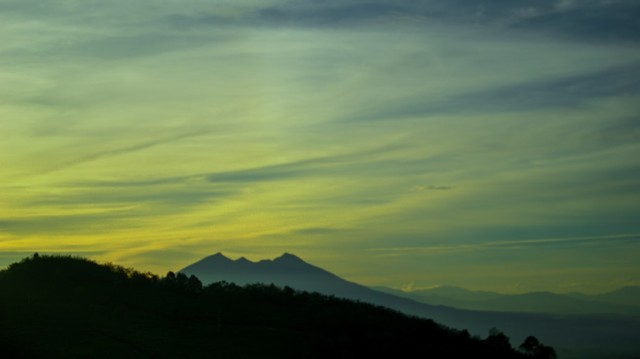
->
[205,144,411,184]
[38,130,216,175]
[367,233,640,256]
[344,62,640,122]
[206,157,321,183]
[0,210,139,236]
[255,0,640,42]
[514,1,640,42]
[28,186,232,209]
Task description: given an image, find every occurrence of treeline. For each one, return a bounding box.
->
[0,254,555,358]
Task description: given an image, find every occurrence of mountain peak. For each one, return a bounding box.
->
[273,252,304,263]
[207,252,231,262]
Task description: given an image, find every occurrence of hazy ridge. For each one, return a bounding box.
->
[374,285,640,316]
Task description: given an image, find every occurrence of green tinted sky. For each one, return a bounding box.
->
[1,0,639,293]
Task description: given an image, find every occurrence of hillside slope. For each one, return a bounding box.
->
[0,254,541,359]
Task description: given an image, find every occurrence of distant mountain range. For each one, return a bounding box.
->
[180,253,640,359]
[374,285,640,316]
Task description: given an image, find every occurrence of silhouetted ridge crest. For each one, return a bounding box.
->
[179,252,343,293]
[273,252,304,263]
[236,256,252,264]
[208,252,232,261]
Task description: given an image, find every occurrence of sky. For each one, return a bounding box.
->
[1,0,639,294]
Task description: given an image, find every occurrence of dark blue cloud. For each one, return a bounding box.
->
[453,61,640,110]
[256,0,640,43]
[259,2,406,26]
[257,0,556,25]
[514,2,640,42]
[345,62,640,122]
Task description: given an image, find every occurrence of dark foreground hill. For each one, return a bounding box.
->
[0,254,552,359]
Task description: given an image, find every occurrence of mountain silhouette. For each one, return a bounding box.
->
[180,252,640,359]
[181,252,372,296]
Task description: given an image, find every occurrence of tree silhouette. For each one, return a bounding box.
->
[165,271,176,282]
[187,275,203,294]
[487,327,511,349]
[519,336,557,359]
